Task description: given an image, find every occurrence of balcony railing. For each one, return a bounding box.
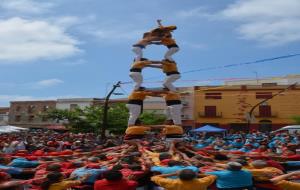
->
[253,112,277,118]
[198,112,222,118]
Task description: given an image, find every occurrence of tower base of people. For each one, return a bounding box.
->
[124,125,183,140]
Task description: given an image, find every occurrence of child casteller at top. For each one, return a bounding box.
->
[132,20,179,62]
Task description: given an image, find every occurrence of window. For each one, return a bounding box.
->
[70,104,78,110]
[28,115,34,122]
[262,83,277,87]
[205,106,217,117]
[259,105,271,117]
[205,93,222,99]
[16,106,21,112]
[43,105,49,112]
[28,105,35,113]
[42,116,48,122]
[256,92,272,99]
[15,115,21,122]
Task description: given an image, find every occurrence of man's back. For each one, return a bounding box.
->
[94,179,137,190]
[206,170,252,189]
[151,175,216,190]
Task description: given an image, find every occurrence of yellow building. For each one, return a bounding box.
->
[194,84,300,132]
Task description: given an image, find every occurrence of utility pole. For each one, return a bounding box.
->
[101,81,121,139]
[246,83,297,129]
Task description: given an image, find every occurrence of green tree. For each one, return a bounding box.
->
[42,103,129,134]
[107,103,129,134]
[292,115,300,124]
[139,111,166,125]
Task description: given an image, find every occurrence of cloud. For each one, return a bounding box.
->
[0,79,64,90]
[0,0,54,14]
[35,79,64,88]
[220,0,300,46]
[0,17,81,63]
[61,59,87,66]
[52,16,81,29]
[181,41,207,50]
[176,7,214,20]
[89,28,144,43]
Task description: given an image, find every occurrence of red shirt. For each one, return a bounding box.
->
[266,160,284,171]
[120,169,144,179]
[94,179,137,190]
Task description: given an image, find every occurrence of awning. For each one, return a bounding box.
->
[191,125,227,133]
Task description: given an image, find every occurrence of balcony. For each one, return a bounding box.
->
[253,112,277,118]
[198,112,222,118]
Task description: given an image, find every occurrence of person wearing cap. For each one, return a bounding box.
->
[129,59,160,90]
[126,90,155,126]
[151,169,216,190]
[205,162,253,190]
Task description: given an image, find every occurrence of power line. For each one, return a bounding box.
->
[120,53,300,84]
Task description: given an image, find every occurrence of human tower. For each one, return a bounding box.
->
[125,20,184,139]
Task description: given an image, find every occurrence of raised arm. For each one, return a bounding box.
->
[270,171,300,184]
[157,19,163,27]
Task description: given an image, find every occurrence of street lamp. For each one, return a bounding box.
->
[101,81,122,139]
[246,83,297,129]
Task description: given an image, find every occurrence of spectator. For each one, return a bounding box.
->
[206,162,253,190]
[151,169,216,190]
[94,170,137,190]
[41,172,87,190]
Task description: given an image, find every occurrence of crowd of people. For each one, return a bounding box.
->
[0,129,299,190]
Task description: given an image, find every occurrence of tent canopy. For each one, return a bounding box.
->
[191,125,227,133]
[0,125,28,133]
[274,125,300,133]
[278,125,300,130]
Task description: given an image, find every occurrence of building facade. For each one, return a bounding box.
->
[56,98,104,110]
[194,84,300,132]
[0,107,9,126]
[225,74,300,86]
[9,101,56,128]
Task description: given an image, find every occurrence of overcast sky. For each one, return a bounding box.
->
[0,0,300,106]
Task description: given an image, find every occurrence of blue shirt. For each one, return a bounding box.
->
[0,165,23,175]
[10,158,39,168]
[230,141,244,148]
[206,170,252,188]
[151,165,199,179]
[71,167,107,184]
[194,143,207,149]
[239,147,252,152]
